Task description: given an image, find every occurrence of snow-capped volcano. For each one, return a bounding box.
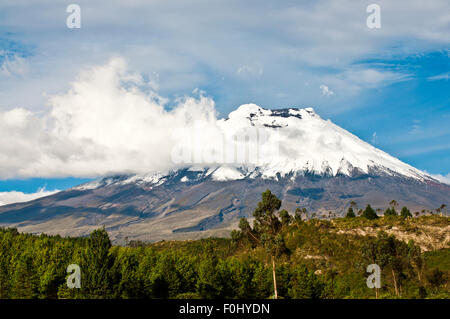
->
[76,103,434,190]
[0,105,448,243]
[218,104,429,180]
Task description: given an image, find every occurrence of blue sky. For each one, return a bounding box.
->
[0,0,449,199]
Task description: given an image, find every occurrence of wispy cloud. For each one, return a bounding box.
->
[0,54,28,77]
[236,63,264,77]
[320,84,334,96]
[427,72,450,81]
[371,132,378,145]
[409,120,422,134]
[319,68,413,98]
[397,143,450,156]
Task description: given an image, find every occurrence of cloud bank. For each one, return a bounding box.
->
[0,188,59,206]
[0,58,220,178]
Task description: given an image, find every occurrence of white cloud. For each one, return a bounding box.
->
[0,57,220,178]
[0,188,59,206]
[319,84,334,96]
[427,172,450,185]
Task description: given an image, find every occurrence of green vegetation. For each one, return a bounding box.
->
[384,208,397,217]
[400,207,413,218]
[424,249,450,272]
[0,191,448,299]
[345,207,356,218]
[361,204,378,220]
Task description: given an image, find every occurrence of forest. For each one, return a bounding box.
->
[0,190,448,299]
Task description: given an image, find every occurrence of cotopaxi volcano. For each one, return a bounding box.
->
[0,104,448,243]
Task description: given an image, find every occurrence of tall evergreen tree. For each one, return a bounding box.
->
[362,205,378,220]
[81,227,115,298]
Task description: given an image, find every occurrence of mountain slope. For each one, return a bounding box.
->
[0,105,448,243]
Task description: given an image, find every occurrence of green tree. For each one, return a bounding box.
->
[237,217,259,247]
[279,209,292,226]
[288,264,323,298]
[253,190,285,299]
[349,201,358,211]
[407,240,423,283]
[294,208,307,222]
[389,200,399,210]
[238,190,286,299]
[345,207,356,218]
[196,255,228,298]
[80,227,115,298]
[384,207,398,216]
[10,254,39,298]
[364,232,409,297]
[361,205,378,220]
[400,207,412,218]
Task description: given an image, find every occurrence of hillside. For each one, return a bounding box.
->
[1,213,448,299]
